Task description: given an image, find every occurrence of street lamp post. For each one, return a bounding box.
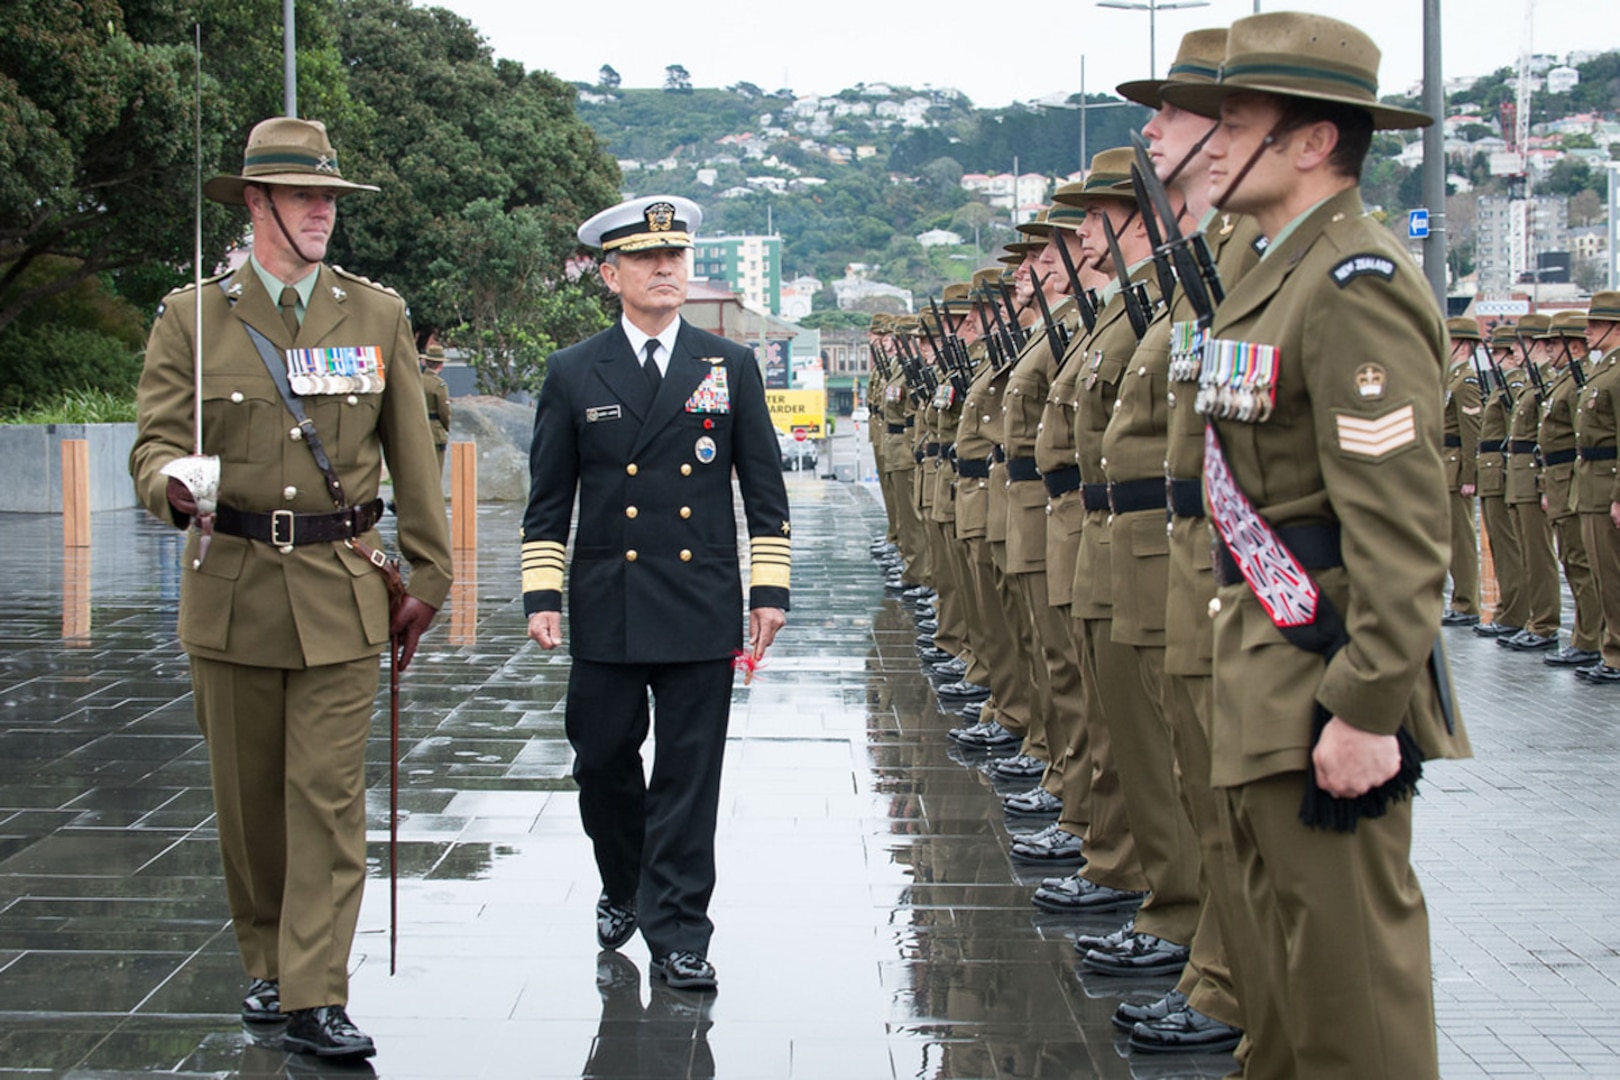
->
[1096,0,1212,79]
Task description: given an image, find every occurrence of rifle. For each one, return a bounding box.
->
[1129,130,1225,317]
[996,278,1029,352]
[974,298,1007,370]
[1100,211,1150,341]
[1128,164,1179,311]
[986,285,1021,361]
[1481,345,1514,411]
[1518,333,1549,401]
[1567,340,1588,387]
[1029,271,1070,360]
[929,295,972,395]
[1052,229,1099,334]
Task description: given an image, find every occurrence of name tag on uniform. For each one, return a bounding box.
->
[684,366,731,413]
[586,405,622,423]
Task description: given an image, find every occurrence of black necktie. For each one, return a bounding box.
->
[643,339,662,394]
[279,286,300,341]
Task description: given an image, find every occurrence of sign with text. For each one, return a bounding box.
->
[767,389,827,435]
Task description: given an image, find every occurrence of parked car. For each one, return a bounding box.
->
[778,430,818,471]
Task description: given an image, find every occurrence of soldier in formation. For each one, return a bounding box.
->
[864,13,1507,1075]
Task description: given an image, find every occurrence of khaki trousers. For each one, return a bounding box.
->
[1581,512,1620,665]
[994,548,1048,760]
[1551,512,1602,651]
[1481,494,1526,627]
[1011,570,1087,811]
[886,467,929,585]
[1163,673,1242,1030]
[192,654,379,1012]
[964,538,1033,738]
[1447,491,1479,614]
[925,519,973,666]
[1219,773,1438,1080]
[1512,501,1562,637]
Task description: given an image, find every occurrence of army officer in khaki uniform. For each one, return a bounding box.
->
[131,118,452,1059]
[1574,292,1620,682]
[420,344,452,475]
[1164,14,1470,1076]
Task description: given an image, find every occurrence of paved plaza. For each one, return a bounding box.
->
[0,474,1617,1078]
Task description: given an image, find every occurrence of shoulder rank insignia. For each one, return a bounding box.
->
[1330,254,1396,288]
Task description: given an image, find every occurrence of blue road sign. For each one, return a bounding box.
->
[1408,208,1430,240]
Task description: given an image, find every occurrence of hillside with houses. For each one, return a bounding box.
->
[569,47,1619,329]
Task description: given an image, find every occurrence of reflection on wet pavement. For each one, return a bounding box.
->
[1,479,1617,1077]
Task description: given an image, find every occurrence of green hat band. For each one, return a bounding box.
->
[1219,53,1379,100]
[1167,59,1220,81]
[244,148,342,176]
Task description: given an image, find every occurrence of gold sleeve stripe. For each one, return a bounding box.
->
[521,540,566,593]
[749,536,792,590]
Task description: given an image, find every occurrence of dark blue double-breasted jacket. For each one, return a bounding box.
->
[522,318,791,664]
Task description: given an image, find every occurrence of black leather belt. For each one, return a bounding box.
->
[1108,477,1166,514]
[887,423,906,434]
[958,458,991,478]
[1006,457,1040,482]
[925,441,942,457]
[1542,448,1577,466]
[905,417,916,428]
[1043,466,1080,498]
[1478,439,1504,453]
[214,499,385,548]
[991,445,1006,462]
[1508,440,1538,455]
[1216,522,1342,588]
[1082,483,1110,512]
[1443,434,1462,448]
[1579,445,1619,461]
[428,412,441,421]
[1168,477,1204,518]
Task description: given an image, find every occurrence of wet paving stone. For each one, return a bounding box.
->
[0,480,1617,1076]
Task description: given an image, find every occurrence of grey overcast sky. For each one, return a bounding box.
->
[434,0,1604,109]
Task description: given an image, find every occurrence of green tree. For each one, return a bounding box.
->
[424,199,609,395]
[598,64,620,88]
[327,0,620,352]
[664,64,691,93]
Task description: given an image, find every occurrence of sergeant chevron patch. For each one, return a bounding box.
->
[1336,404,1417,460]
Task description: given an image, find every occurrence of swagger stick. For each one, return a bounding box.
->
[390,635,400,974]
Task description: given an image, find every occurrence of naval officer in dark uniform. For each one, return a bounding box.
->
[522,195,791,991]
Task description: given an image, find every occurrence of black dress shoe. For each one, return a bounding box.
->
[987,753,1047,780]
[1577,663,1620,683]
[1500,630,1558,651]
[1075,918,1136,954]
[596,892,637,950]
[918,646,954,665]
[955,700,984,725]
[1032,876,1144,914]
[1111,988,1186,1031]
[914,633,936,649]
[902,585,935,602]
[1010,825,1084,864]
[241,977,281,1023]
[931,656,968,678]
[915,618,939,635]
[1003,785,1062,818]
[1129,1005,1244,1054]
[1473,621,1519,638]
[1440,609,1480,626]
[282,1005,376,1059]
[936,680,990,701]
[1082,931,1189,977]
[1544,646,1602,667]
[650,950,717,991]
[960,720,1019,748]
